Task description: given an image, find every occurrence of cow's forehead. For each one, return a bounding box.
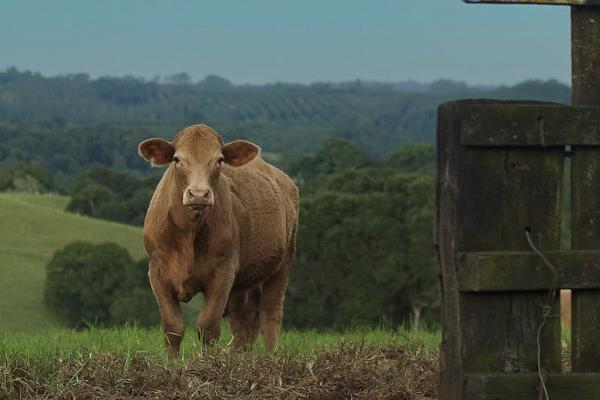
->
[173,124,224,155]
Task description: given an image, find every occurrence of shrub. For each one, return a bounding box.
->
[0,162,55,193]
[44,242,158,328]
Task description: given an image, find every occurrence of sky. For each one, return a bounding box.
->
[0,0,571,85]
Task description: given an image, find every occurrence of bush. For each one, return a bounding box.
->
[66,166,156,225]
[44,242,158,328]
[0,162,55,193]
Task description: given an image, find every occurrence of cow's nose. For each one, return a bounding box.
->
[187,187,210,200]
[184,186,214,207]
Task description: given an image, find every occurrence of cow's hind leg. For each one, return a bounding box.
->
[259,265,290,352]
[227,287,261,350]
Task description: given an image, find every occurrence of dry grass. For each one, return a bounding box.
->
[1,343,438,400]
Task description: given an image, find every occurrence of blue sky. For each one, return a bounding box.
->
[0,0,570,85]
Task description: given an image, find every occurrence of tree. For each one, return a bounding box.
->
[196,75,233,91]
[44,242,158,327]
[288,138,372,191]
[66,166,157,225]
[386,144,434,173]
[110,258,159,326]
[0,162,55,193]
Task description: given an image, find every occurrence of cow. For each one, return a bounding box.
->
[137,124,299,356]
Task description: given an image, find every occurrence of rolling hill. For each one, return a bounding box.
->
[0,192,145,333]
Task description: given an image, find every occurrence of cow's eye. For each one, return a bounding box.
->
[218,156,225,165]
[173,156,181,164]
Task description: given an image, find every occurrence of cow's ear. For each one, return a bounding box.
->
[138,138,174,166]
[222,140,261,167]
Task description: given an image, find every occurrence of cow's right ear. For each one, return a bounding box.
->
[138,138,174,166]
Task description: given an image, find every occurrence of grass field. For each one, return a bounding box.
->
[0,326,440,399]
[0,192,146,333]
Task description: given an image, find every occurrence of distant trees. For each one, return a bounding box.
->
[0,162,55,193]
[67,167,158,225]
[0,68,571,164]
[284,140,438,329]
[196,75,233,92]
[43,242,158,328]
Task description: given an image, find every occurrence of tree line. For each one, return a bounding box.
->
[0,68,570,163]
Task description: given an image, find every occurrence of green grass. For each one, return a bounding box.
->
[0,193,146,334]
[0,192,70,210]
[0,325,440,360]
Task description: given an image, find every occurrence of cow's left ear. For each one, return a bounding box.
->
[138,138,174,166]
[222,140,261,167]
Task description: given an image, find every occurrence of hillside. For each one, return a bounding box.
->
[0,69,571,174]
[0,193,145,333]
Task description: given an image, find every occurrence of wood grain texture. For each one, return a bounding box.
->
[457,250,600,291]
[571,6,600,373]
[464,373,600,400]
[437,102,466,400]
[460,104,600,147]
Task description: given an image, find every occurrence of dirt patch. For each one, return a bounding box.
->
[1,343,438,399]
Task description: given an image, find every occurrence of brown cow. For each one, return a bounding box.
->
[138,124,299,355]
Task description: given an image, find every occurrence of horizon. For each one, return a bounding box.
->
[1,66,570,88]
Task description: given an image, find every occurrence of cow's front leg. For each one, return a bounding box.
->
[197,265,235,346]
[149,261,184,357]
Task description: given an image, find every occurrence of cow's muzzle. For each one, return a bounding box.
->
[183,186,214,209]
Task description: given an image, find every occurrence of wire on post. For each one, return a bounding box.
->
[524,227,559,400]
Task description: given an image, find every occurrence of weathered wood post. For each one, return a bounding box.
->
[437,1,600,399]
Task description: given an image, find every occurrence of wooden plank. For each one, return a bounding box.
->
[459,103,600,147]
[571,7,600,373]
[437,101,466,400]
[437,100,563,398]
[458,250,600,291]
[571,149,600,371]
[465,0,600,5]
[464,373,600,400]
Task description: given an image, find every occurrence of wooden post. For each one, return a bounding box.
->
[570,5,600,373]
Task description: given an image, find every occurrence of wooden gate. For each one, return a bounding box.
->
[437,100,600,399]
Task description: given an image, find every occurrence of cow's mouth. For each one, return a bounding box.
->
[189,204,209,211]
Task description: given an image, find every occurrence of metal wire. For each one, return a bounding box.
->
[525,228,559,400]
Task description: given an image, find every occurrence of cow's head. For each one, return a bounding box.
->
[138,124,260,210]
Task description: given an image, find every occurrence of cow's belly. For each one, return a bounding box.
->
[234,245,286,289]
